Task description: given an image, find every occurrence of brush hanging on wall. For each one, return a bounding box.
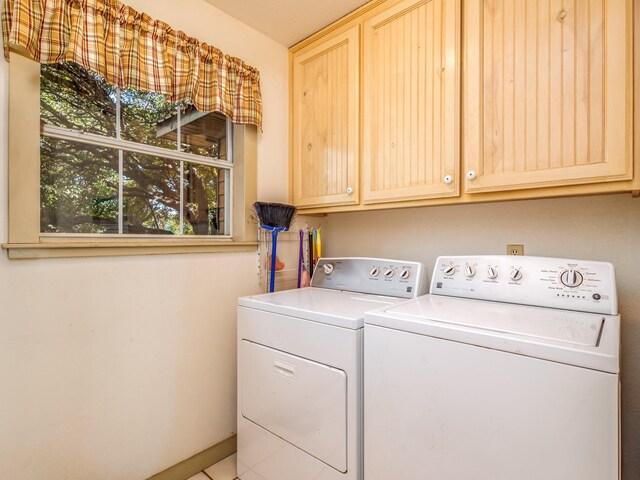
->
[253,202,296,293]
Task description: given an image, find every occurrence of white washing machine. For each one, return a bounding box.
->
[237,257,427,480]
[365,255,620,480]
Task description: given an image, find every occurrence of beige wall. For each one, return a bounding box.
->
[323,193,640,479]
[0,1,288,479]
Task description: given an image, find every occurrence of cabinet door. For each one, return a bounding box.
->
[464,0,633,193]
[292,26,359,208]
[362,0,460,204]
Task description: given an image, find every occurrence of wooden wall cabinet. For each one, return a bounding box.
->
[463,0,633,193]
[362,0,460,203]
[290,0,460,210]
[289,0,636,214]
[291,26,359,208]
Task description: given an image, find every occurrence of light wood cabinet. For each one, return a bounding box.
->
[289,0,637,214]
[362,0,460,203]
[291,26,359,208]
[463,0,633,193]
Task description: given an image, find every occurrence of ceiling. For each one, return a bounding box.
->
[204,0,370,47]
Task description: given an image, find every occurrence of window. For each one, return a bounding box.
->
[4,54,258,259]
[40,62,232,237]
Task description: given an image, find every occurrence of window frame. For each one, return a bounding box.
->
[41,123,234,238]
[3,51,258,259]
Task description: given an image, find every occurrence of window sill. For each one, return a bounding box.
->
[2,238,258,259]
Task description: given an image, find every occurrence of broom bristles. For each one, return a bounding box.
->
[254,202,296,229]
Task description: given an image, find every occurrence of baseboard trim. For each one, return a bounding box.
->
[147,435,237,480]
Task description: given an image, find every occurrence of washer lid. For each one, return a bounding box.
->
[388,295,603,346]
[238,287,401,329]
[366,295,620,373]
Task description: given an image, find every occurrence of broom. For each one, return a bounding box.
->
[254,202,296,293]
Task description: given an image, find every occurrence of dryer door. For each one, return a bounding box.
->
[240,340,348,472]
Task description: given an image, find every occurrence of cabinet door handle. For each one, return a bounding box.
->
[346,187,354,194]
[466,170,477,180]
[443,175,453,185]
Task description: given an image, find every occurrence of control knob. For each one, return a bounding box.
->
[510,268,523,282]
[443,265,456,276]
[400,269,411,280]
[464,265,476,278]
[323,263,334,275]
[487,267,498,279]
[384,269,395,278]
[369,267,380,278]
[560,269,584,288]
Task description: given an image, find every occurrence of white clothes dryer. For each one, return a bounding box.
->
[237,257,427,480]
[364,255,620,480]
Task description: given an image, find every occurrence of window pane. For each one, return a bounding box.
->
[41,138,119,233]
[123,152,181,235]
[121,88,178,150]
[41,63,116,137]
[179,107,230,160]
[184,163,227,235]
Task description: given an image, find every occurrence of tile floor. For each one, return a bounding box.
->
[187,453,237,480]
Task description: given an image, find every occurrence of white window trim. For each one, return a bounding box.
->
[2,51,258,259]
[42,124,234,239]
[43,125,234,170]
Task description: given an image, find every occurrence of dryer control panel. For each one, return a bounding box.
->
[431,255,618,315]
[312,257,428,299]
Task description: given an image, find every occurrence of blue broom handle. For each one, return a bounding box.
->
[269,229,278,293]
[261,225,287,293]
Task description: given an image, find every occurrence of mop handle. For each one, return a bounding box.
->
[261,225,287,293]
[297,229,304,288]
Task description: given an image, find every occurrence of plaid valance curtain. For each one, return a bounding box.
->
[1,0,263,128]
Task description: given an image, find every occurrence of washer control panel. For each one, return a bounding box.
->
[312,257,428,299]
[430,255,617,315]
